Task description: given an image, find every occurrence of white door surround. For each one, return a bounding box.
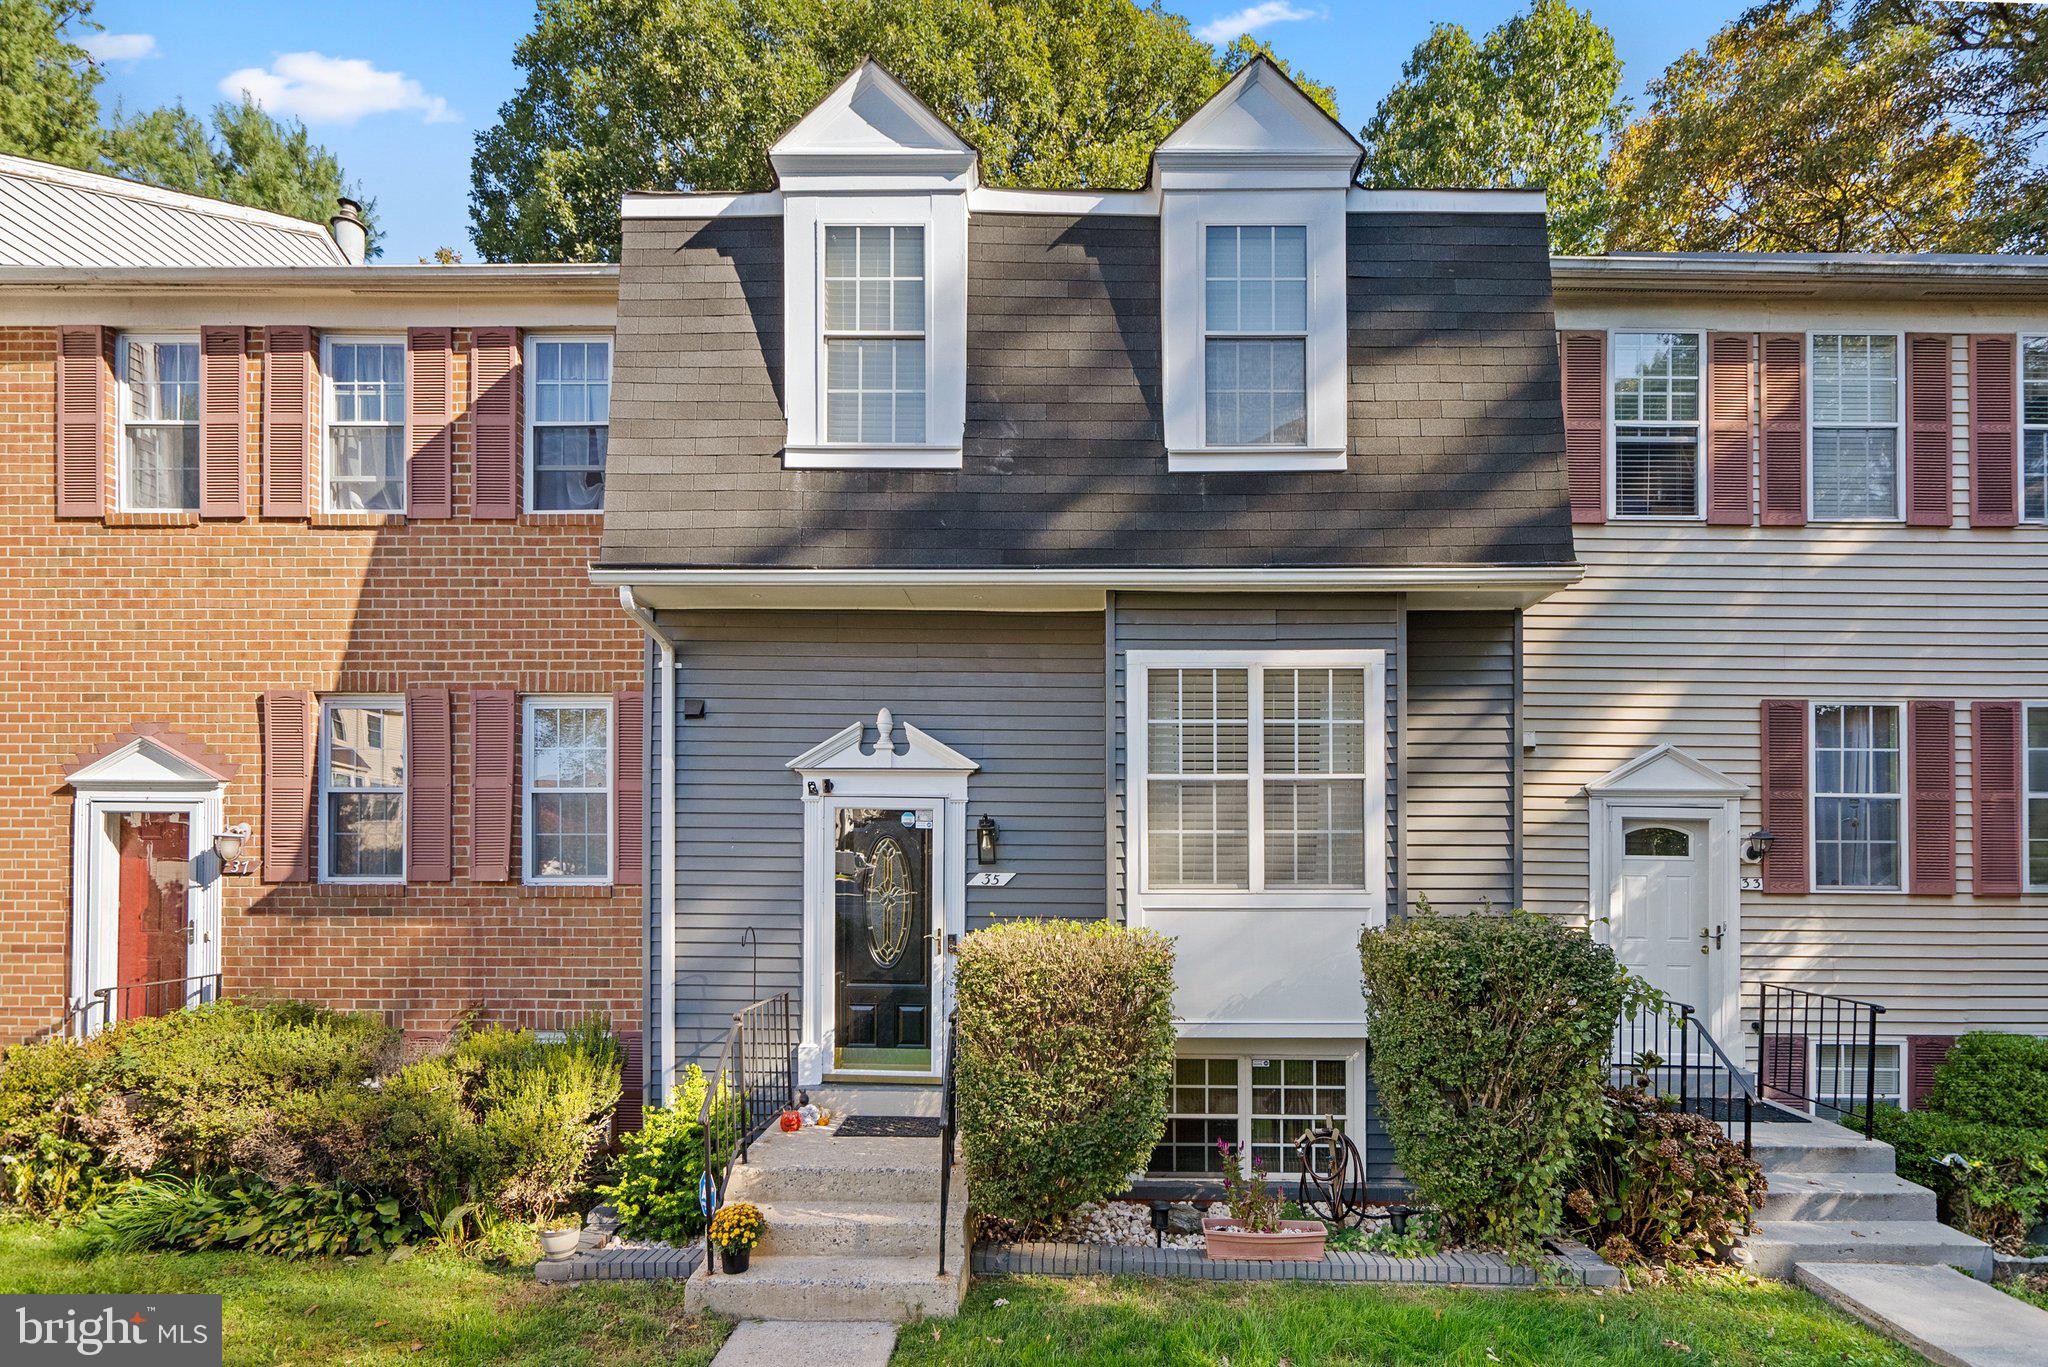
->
[789,709,975,1086]
[1585,745,1747,1045]
[66,731,231,1029]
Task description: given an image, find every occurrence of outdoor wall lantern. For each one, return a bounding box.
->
[214,823,253,876]
[1742,829,1775,863]
[976,814,1000,866]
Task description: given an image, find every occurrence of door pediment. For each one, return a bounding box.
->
[1585,744,1746,801]
[788,709,979,776]
[68,726,235,791]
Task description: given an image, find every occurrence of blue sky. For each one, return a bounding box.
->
[80,0,1740,261]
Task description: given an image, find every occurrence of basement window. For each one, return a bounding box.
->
[1151,1054,1352,1178]
[1815,1042,1903,1114]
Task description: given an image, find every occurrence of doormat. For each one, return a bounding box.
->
[834,1115,942,1139]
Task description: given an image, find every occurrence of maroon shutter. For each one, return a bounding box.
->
[1759,1033,1809,1106]
[1909,700,1956,897]
[56,325,106,517]
[1972,700,2023,897]
[198,325,247,518]
[1559,330,1606,524]
[406,686,453,882]
[1706,331,1754,525]
[1970,334,2019,528]
[406,327,454,518]
[611,1029,645,1138]
[1906,1034,1958,1110]
[261,689,314,883]
[469,327,521,519]
[614,690,646,887]
[261,326,315,517]
[469,688,516,882]
[1759,333,1807,526]
[1761,700,1810,894]
[1906,332,1954,527]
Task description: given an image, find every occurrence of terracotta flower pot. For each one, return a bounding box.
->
[539,1227,582,1261]
[1201,1216,1329,1262]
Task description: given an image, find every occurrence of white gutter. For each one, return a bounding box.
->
[589,564,1584,592]
[618,586,678,1109]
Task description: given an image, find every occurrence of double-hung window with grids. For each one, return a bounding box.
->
[2026,704,2048,890]
[822,225,926,445]
[1203,225,1309,448]
[117,335,201,512]
[1812,703,1903,891]
[323,338,407,513]
[1810,333,1902,520]
[1611,331,1702,517]
[2023,337,2048,522]
[1153,1055,1351,1177]
[523,697,612,884]
[527,337,610,511]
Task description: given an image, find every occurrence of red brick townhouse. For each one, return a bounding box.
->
[0,155,638,1045]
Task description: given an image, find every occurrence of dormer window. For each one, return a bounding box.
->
[823,226,927,445]
[1204,226,1309,448]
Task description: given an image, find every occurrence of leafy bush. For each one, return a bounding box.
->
[1566,1086,1765,1266]
[1924,1033,2048,1129]
[599,1066,711,1243]
[954,919,1177,1228]
[1873,1107,2048,1252]
[1358,903,1634,1255]
[0,1037,115,1217]
[83,1173,422,1258]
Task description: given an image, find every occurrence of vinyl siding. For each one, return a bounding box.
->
[1405,611,1519,914]
[1528,323,2048,1036]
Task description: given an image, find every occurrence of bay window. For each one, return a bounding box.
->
[1812,702,1903,891]
[117,335,200,512]
[1810,333,1901,520]
[1611,331,1702,517]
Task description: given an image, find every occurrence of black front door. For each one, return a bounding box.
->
[834,807,933,1070]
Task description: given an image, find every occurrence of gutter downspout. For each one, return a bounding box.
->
[619,586,678,1108]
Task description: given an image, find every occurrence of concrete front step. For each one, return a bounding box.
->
[755,1199,963,1259]
[1751,1135,1898,1175]
[1747,1219,1996,1281]
[811,1082,942,1118]
[684,1255,967,1323]
[1797,1262,2048,1367]
[1760,1171,1938,1223]
[725,1130,947,1205]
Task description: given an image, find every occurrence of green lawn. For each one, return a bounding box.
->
[896,1274,1926,1367]
[0,1222,728,1367]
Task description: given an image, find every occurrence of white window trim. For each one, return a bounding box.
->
[2020,335,2047,525]
[2025,701,2048,892]
[1127,649,1387,913]
[319,334,407,515]
[1199,224,1311,453]
[1163,190,1348,472]
[521,694,615,887]
[1151,1046,1362,1178]
[782,194,966,469]
[1806,330,1907,525]
[1607,327,1706,522]
[317,694,406,886]
[1814,1038,1907,1113]
[1808,699,1908,895]
[114,331,202,514]
[523,333,612,515]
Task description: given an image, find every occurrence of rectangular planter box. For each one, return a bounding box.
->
[1202,1217,1328,1262]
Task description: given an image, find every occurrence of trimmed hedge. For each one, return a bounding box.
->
[1359,904,1634,1256]
[1924,1033,2048,1129]
[954,919,1177,1228]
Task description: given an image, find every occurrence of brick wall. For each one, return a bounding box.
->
[0,325,643,1043]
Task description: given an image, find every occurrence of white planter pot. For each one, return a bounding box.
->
[539,1227,582,1261]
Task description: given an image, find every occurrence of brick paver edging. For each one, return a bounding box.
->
[534,1242,702,1284]
[972,1239,1621,1288]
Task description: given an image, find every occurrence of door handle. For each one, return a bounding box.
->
[1700,925,1725,955]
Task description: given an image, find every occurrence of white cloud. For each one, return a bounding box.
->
[1195,2,1319,45]
[218,52,457,126]
[82,33,159,63]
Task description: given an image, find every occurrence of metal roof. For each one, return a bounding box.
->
[1551,251,2048,298]
[0,155,347,268]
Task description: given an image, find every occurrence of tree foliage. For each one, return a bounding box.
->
[470,0,1336,263]
[0,0,377,253]
[1607,1,2027,253]
[1358,0,1626,254]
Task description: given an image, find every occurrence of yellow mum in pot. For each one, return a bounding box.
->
[708,1202,765,1252]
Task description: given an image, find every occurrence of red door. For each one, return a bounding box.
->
[110,811,191,1020]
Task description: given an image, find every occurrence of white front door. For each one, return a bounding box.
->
[1611,819,1711,1011]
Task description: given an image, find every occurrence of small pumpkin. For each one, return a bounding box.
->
[779,1108,802,1132]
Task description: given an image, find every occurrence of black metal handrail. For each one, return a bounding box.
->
[1607,996,1758,1156]
[61,973,222,1039]
[937,1006,958,1277]
[698,992,795,1275]
[1753,982,1887,1139]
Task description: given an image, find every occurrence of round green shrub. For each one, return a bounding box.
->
[1872,1107,2048,1252]
[1925,1033,2048,1129]
[599,1065,711,1243]
[1566,1085,1765,1266]
[953,919,1177,1228]
[1358,903,1634,1256]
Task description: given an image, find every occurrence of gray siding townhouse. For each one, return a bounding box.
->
[597,59,1575,1180]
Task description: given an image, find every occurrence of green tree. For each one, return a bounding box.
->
[1358,0,1625,254]
[471,0,1335,263]
[0,0,103,167]
[1607,1,2017,252]
[102,99,380,255]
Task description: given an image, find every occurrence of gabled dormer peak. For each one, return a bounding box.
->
[1155,56,1361,190]
[771,60,978,191]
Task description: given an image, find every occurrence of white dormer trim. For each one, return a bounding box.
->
[773,63,970,469]
[1153,58,1361,193]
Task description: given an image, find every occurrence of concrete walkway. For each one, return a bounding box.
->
[1796,1262,2048,1367]
[712,1320,897,1367]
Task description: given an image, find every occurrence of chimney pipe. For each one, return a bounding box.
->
[329,198,367,265]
